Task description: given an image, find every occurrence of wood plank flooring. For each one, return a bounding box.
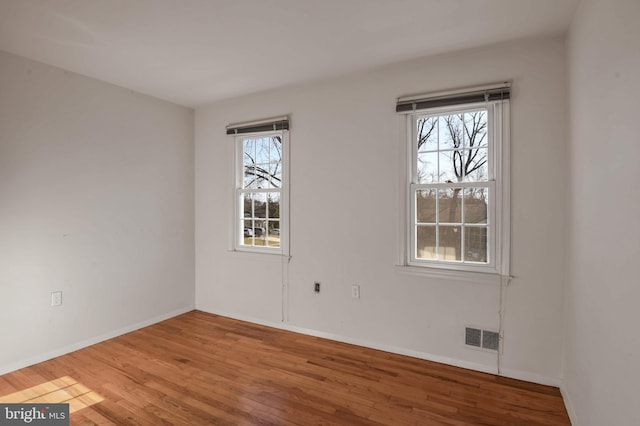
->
[0,311,570,425]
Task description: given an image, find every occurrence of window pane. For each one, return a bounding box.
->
[439,114,462,150]
[253,223,266,240]
[254,193,267,218]
[463,111,488,149]
[254,163,272,188]
[417,117,438,152]
[439,226,462,261]
[270,137,282,162]
[268,162,282,188]
[268,222,281,248]
[267,193,280,219]
[439,189,462,223]
[416,190,436,223]
[462,148,488,182]
[417,152,438,183]
[268,137,283,189]
[243,166,259,189]
[242,194,252,218]
[439,150,462,182]
[243,139,255,165]
[464,188,488,224]
[243,219,254,246]
[464,227,487,263]
[416,226,436,260]
[255,137,271,163]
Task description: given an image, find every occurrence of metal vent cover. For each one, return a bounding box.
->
[482,330,500,351]
[465,327,499,351]
[465,327,482,347]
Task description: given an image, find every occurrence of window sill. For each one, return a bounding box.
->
[394,264,502,286]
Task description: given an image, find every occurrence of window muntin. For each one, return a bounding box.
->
[409,103,505,272]
[236,132,286,252]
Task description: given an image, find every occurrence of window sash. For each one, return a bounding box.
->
[409,182,495,268]
[410,104,494,185]
[237,189,282,251]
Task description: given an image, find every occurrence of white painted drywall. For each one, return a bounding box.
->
[563,0,640,424]
[0,51,195,373]
[195,37,568,384]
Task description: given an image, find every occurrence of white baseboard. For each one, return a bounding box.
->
[498,367,561,387]
[0,305,195,376]
[198,307,561,388]
[560,384,578,425]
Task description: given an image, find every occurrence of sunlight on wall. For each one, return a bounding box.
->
[0,376,103,413]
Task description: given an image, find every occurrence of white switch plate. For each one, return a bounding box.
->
[51,291,62,307]
[351,285,360,299]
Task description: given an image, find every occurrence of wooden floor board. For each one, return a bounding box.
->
[0,311,570,425]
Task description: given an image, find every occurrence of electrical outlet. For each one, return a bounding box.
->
[51,291,62,307]
[351,285,360,299]
[314,282,320,293]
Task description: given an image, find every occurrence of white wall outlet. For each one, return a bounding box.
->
[51,291,62,307]
[351,284,360,299]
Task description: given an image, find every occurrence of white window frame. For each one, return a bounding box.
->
[401,99,510,278]
[234,130,289,255]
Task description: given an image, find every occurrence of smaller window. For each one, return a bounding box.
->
[230,119,288,254]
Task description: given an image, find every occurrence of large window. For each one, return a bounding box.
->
[229,118,288,254]
[400,85,510,275]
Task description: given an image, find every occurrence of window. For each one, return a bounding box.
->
[229,118,289,254]
[399,84,510,275]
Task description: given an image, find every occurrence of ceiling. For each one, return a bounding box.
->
[0,0,579,107]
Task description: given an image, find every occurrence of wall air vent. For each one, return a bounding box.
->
[465,327,500,351]
[482,330,500,351]
[465,327,482,347]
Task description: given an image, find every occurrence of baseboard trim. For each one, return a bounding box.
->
[560,384,578,425]
[0,305,195,376]
[198,307,560,387]
[498,367,561,387]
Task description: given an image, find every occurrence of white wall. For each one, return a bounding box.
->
[0,51,195,373]
[563,0,640,424]
[196,37,568,384]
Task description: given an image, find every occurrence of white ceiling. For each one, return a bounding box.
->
[0,0,578,107]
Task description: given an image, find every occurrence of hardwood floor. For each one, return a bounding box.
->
[0,311,570,425]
